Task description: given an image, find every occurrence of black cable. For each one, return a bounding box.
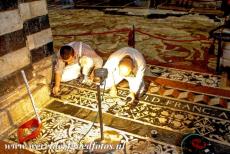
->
[78,80,106,146]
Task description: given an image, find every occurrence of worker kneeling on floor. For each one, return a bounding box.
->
[53,41,103,95]
[102,47,146,104]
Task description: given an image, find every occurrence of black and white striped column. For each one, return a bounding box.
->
[19,0,54,63]
[0,0,53,97]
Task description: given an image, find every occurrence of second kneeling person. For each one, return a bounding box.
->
[103,47,146,104]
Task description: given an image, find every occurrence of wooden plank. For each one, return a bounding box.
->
[0,64,33,97]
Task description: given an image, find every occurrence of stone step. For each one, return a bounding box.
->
[0,78,50,136]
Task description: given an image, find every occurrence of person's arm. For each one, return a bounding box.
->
[126,66,145,104]
[55,72,61,88]
[109,71,118,97]
[53,72,61,95]
[134,65,145,93]
[53,58,64,95]
[90,56,103,81]
[94,56,103,69]
[129,54,146,93]
[127,53,146,103]
[103,56,118,96]
[80,56,94,83]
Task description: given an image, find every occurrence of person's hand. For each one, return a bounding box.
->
[89,72,95,81]
[126,92,135,104]
[52,86,60,95]
[82,75,93,85]
[82,78,93,86]
[110,86,117,97]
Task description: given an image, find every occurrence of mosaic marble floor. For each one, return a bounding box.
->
[56,80,230,144]
[5,5,229,154]
[6,109,180,154]
[6,79,230,153]
[146,65,221,88]
[48,7,218,73]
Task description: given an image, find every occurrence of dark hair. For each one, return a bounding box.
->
[60,45,74,60]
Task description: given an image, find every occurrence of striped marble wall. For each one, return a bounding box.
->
[0,0,53,97]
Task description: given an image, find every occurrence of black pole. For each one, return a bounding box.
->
[216,39,222,74]
[128,24,135,48]
[96,83,104,141]
[133,24,135,48]
[51,54,56,91]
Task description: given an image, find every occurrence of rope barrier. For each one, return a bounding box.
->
[53,27,210,43]
[135,29,210,42]
[53,28,130,37]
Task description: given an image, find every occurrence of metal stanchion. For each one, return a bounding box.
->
[96,82,104,141]
[94,68,108,141]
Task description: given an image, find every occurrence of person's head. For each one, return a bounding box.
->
[118,56,134,77]
[60,45,75,64]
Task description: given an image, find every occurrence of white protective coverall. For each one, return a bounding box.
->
[103,47,146,95]
[55,41,103,82]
